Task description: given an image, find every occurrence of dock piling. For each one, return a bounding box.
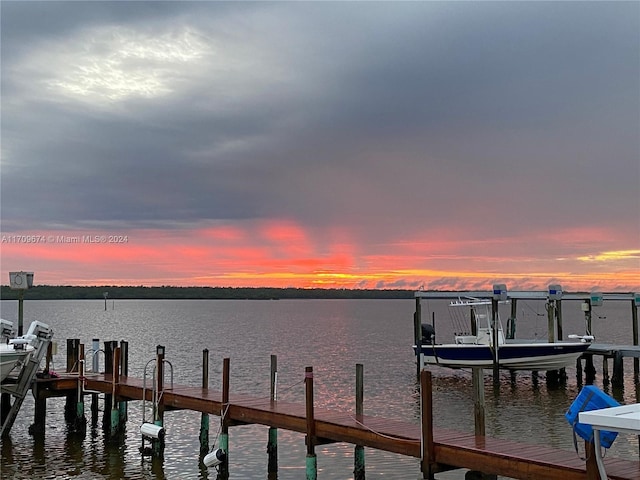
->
[354,363,365,480]
[267,354,278,476]
[102,341,117,434]
[200,349,209,456]
[64,339,80,424]
[305,366,317,480]
[119,340,128,425]
[633,298,639,378]
[218,357,230,479]
[420,368,435,480]
[110,346,121,438]
[91,338,100,426]
[152,345,166,457]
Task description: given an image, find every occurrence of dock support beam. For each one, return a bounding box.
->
[91,338,100,426]
[102,340,118,435]
[119,340,128,427]
[305,366,317,480]
[420,368,435,480]
[152,345,165,457]
[414,297,422,376]
[632,299,639,379]
[267,354,278,477]
[612,351,624,388]
[110,346,121,438]
[491,299,499,386]
[354,363,365,480]
[219,357,230,479]
[199,349,209,456]
[65,339,80,425]
[71,343,86,434]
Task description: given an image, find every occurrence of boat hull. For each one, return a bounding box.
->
[0,346,33,381]
[414,342,590,371]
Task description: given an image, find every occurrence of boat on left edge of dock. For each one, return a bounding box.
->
[0,318,41,382]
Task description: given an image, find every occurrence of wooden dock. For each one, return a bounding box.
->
[582,343,640,386]
[33,368,640,480]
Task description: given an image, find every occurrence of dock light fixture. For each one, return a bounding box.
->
[548,285,562,301]
[140,422,165,441]
[203,448,226,468]
[492,284,507,301]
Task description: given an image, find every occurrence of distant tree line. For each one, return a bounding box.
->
[0,285,415,301]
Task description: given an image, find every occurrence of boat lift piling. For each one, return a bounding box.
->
[305,366,317,480]
[218,357,231,479]
[199,349,210,456]
[354,363,365,480]
[102,341,117,433]
[119,340,129,425]
[64,339,81,425]
[267,354,278,477]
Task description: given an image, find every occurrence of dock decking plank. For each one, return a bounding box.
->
[35,374,639,480]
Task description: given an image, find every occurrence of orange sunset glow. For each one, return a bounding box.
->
[1,220,638,292]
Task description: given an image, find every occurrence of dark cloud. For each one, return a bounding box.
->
[1,1,638,249]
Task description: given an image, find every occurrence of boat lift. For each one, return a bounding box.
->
[139,347,173,456]
[1,321,54,437]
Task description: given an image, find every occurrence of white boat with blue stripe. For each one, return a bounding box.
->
[414,298,592,371]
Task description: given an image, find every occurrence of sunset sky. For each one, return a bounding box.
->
[1,2,639,292]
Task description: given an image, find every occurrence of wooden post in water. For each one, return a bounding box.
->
[199,349,209,456]
[584,300,596,383]
[491,299,500,386]
[305,366,317,480]
[633,298,639,378]
[420,369,435,480]
[65,339,80,423]
[267,354,278,477]
[546,301,561,386]
[110,346,121,437]
[354,363,365,480]
[547,300,556,343]
[508,299,518,339]
[473,368,485,436]
[102,341,117,432]
[556,300,567,383]
[30,382,47,435]
[612,352,624,388]
[414,297,422,376]
[556,299,563,341]
[119,340,128,426]
[73,343,86,433]
[152,345,165,457]
[91,338,100,426]
[219,357,230,479]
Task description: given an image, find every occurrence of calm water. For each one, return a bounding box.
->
[0,298,638,479]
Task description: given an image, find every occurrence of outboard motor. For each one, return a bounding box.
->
[421,323,435,345]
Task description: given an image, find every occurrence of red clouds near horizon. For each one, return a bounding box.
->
[2,219,638,292]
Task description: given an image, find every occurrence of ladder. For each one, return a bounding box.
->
[1,321,54,437]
